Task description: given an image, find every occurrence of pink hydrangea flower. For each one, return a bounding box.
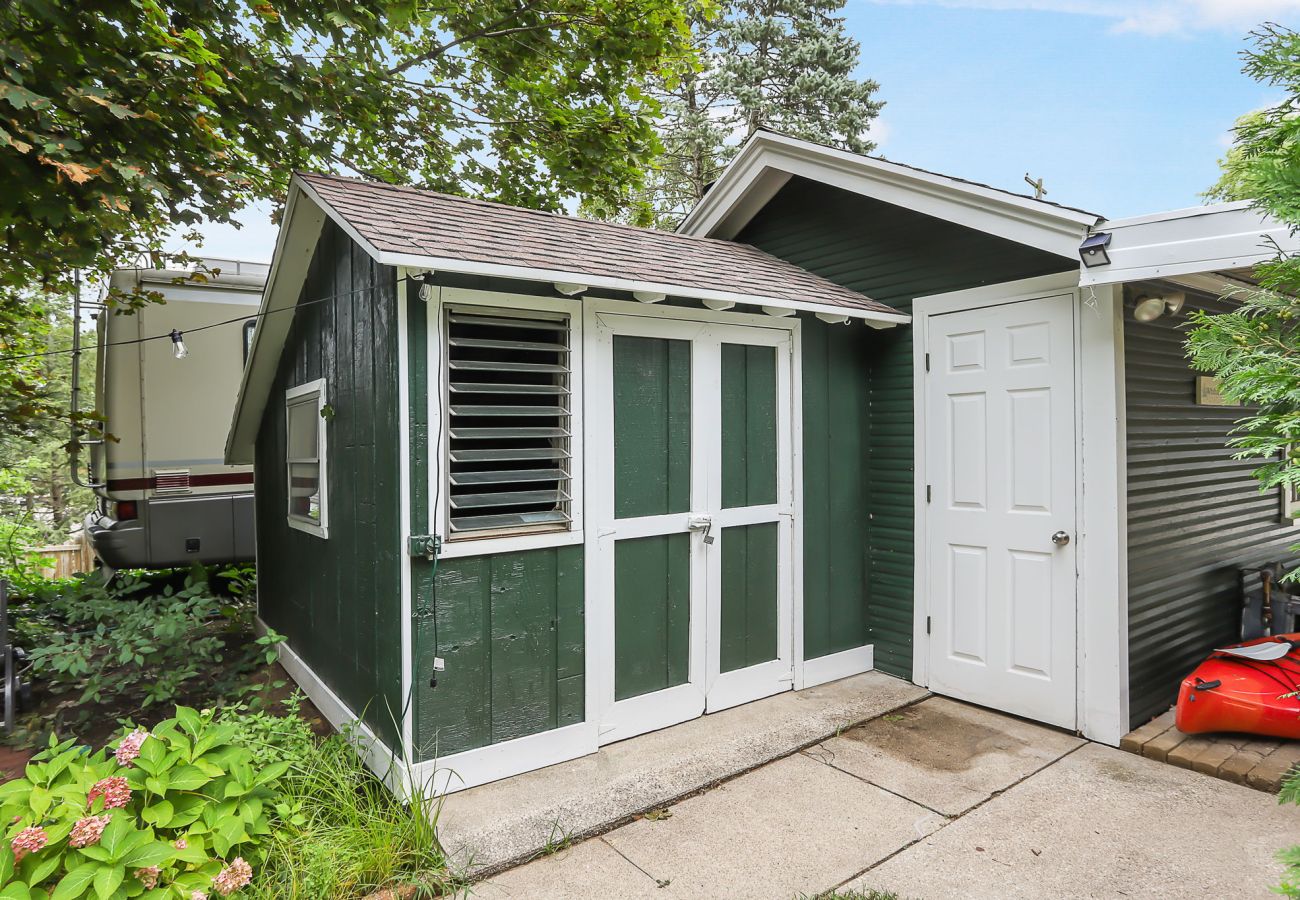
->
[10,825,47,861]
[191,892,209,900]
[69,814,111,849]
[115,729,149,767]
[135,866,162,889]
[213,857,252,896]
[88,776,131,810]
[174,837,188,849]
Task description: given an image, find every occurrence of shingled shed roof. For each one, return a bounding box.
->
[296,172,905,320]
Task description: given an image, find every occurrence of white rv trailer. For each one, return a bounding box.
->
[81,259,268,570]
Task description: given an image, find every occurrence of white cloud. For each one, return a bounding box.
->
[868,118,893,148]
[861,0,1300,35]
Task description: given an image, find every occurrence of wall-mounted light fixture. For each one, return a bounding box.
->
[1079,232,1112,268]
[1132,291,1186,323]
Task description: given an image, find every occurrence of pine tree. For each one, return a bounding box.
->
[589,0,882,228]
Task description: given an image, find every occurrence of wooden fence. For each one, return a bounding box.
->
[31,534,96,579]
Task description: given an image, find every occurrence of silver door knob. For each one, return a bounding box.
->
[1051,531,1070,546]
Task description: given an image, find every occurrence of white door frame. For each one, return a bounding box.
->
[910,272,1129,745]
[582,298,804,745]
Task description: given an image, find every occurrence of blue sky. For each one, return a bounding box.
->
[192,0,1300,263]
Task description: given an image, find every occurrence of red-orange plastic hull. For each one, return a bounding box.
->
[1175,634,1300,739]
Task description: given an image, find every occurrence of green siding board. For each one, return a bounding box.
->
[737,176,1070,676]
[722,343,778,508]
[615,533,691,700]
[614,336,692,518]
[720,522,780,673]
[1124,287,1298,728]
[254,219,402,746]
[416,545,584,759]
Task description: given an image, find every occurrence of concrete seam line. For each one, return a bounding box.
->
[826,741,1091,894]
[599,836,666,886]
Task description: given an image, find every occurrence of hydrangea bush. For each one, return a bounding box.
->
[0,707,290,898]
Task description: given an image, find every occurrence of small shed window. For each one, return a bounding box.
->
[286,379,328,537]
[445,306,572,537]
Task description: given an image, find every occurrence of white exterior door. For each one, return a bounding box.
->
[587,311,795,745]
[924,294,1077,729]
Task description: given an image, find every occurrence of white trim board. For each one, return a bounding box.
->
[678,131,1099,258]
[1079,201,1300,288]
[909,272,1128,744]
[264,623,413,799]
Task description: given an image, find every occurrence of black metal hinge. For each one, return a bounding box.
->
[926,616,931,635]
[926,485,932,503]
[925,352,930,373]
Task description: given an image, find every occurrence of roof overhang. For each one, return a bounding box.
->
[226,174,908,464]
[679,131,1102,259]
[1078,201,1299,287]
[225,180,328,464]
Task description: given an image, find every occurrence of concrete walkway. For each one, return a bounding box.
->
[465,697,1300,899]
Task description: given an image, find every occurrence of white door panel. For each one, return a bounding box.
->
[926,294,1077,729]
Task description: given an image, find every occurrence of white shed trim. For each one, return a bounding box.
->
[1078,201,1300,287]
[678,131,1101,258]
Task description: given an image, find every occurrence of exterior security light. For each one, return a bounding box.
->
[1079,232,1112,268]
[1133,291,1187,323]
[169,329,189,359]
[1133,296,1165,322]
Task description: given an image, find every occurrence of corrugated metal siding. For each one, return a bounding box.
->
[737,176,1070,677]
[1125,286,1298,728]
[255,219,403,746]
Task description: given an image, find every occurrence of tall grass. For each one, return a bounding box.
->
[246,734,458,899]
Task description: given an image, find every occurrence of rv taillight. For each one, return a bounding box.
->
[115,500,138,521]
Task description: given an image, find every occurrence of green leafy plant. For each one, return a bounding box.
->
[0,707,294,898]
[1278,767,1300,897]
[19,569,284,735]
[246,733,453,899]
[217,694,317,769]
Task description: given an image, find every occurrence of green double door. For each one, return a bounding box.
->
[589,311,794,745]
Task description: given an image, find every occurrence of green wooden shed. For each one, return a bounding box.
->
[227,132,1300,795]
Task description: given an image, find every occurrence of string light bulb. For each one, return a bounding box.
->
[170,329,189,360]
[418,271,436,301]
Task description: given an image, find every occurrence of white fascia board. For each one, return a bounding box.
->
[680,132,1099,258]
[373,248,911,327]
[1079,202,1299,287]
[225,181,329,464]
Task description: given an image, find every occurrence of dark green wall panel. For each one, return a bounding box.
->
[254,219,403,746]
[415,545,584,759]
[722,343,778,509]
[615,533,691,701]
[614,336,692,519]
[1125,287,1299,728]
[720,522,779,673]
[738,176,1070,676]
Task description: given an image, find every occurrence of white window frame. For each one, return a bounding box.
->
[428,287,585,560]
[285,378,329,538]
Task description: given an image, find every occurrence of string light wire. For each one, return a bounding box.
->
[1,275,419,364]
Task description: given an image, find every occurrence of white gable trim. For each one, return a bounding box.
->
[226,182,327,464]
[1078,200,1300,287]
[679,131,1101,258]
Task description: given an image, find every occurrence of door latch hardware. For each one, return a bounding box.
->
[687,514,715,545]
[1051,531,1071,547]
[408,534,442,560]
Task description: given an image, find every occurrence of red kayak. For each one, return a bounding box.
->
[1175,633,1300,739]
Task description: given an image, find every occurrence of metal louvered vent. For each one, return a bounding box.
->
[153,468,192,496]
[446,307,572,536]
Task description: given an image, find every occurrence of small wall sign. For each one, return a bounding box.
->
[1196,376,1241,407]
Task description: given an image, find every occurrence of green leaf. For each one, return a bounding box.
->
[92,863,123,900]
[0,884,33,900]
[97,815,132,860]
[141,800,173,827]
[51,863,99,900]
[121,841,174,869]
[26,850,61,885]
[164,766,208,792]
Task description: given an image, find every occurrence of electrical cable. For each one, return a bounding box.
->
[1,275,418,364]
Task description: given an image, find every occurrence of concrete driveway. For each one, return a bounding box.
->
[466,697,1299,899]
